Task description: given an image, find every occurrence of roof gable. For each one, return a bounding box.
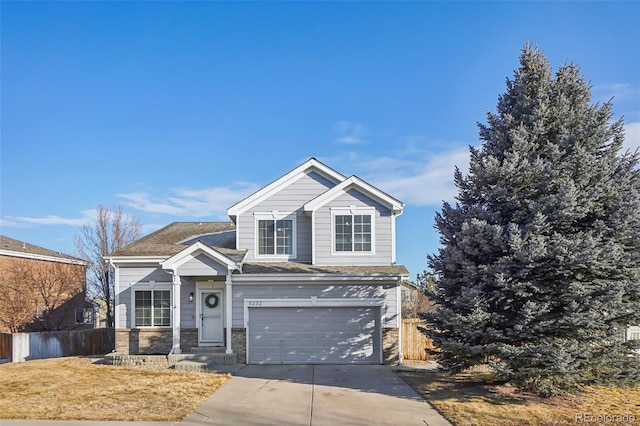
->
[161,241,239,273]
[0,235,87,265]
[227,158,346,220]
[304,176,404,214]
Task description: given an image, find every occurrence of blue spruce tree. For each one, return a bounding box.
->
[426,44,640,396]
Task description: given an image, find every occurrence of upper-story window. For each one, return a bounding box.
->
[255,212,296,258]
[258,219,293,255]
[332,207,375,254]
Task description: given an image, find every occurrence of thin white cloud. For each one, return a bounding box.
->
[334,121,367,144]
[594,83,640,103]
[622,121,640,154]
[1,210,96,228]
[369,149,470,206]
[320,144,471,207]
[117,182,261,219]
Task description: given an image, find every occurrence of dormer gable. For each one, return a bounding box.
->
[304,175,404,216]
[161,241,241,276]
[227,158,346,222]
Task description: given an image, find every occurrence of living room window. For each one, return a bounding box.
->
[134,290,170,327]
[255,213,296,257]
[334,210,373,253]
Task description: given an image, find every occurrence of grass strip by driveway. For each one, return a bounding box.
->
[395,367,640,426]
[0,356,230,421]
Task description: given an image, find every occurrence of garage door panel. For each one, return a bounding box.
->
[248,306,380,364]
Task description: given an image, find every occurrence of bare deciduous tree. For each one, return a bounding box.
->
[75,205,141,328]
[402,272,436,319]
[0,258,86,332]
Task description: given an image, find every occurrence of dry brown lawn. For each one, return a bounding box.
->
[396,366,640,426]
[0,356,230,421]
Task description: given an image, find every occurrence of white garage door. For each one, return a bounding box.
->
[248,307,381,364]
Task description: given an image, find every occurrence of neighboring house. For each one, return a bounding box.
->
[106,158,408,364]
[0,235,95,332]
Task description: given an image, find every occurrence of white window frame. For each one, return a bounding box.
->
[253,211,297,260]
[130,282,172,328]
[331,206,376,255]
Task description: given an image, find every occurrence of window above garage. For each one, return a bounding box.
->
[254,212,297,260]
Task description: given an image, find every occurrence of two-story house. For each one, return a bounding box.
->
[106,158,408,364]
[0,235,95,332]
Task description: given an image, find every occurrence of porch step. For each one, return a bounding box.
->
[175,360,209,372]
[168,352,237,367]
[191,346,227,354]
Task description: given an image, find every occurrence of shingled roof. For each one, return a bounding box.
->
[0,235,86,264]
[241,262,409,276]
[108,222,408,277]
[108,222,239,257]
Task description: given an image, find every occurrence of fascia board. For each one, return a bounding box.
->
[104,256,167,265]
[227,158,346,218]
[161,241,238,271]
[231,273,407,283]
[304,176,404,213]
[1,250,89,266]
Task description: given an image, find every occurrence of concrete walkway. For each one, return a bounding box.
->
[182,364,451,426]
[1,364,451,426]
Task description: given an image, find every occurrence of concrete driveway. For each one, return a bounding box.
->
[181,364,451,426]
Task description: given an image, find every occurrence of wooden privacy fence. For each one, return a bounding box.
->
[3,328,114,363]
[402,318,435,361]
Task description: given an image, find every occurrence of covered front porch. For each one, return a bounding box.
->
[162,241,242,357]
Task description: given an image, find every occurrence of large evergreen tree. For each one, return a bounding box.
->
[426,45,640,396]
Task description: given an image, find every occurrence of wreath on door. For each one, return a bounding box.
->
[204,293,219,309]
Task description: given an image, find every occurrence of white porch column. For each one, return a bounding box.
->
[225,272,233,354]
[172,273,182,354]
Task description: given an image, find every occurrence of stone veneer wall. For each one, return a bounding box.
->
[115,328,172,354]
[382,327,400,364]
[180,328,198,353]
[115,328,220,355]
[231,328,246,364]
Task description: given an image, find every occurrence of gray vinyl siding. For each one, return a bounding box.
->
[179,254,228,276]
[180,279,197,328]
[314,189,393,265]
[231,283,398,328]
[237,171,336,262]
[116,266,199,328]
[116,266,172,328]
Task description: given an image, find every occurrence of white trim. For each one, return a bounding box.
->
[310,211,316,264]
[227,158,346,219]
[172,273,181,354]
[0,249,88,266]
[225,274,233,354]
[253,212,297,260]
[130,282,173,328]
[105,256,166,265]
[396,279,403,362]
[330,207,376,256]
[114,265,120,328]
[161,241,238,272]
[231,274,406,283]
[391,209,403,264]
[304,175,404,214]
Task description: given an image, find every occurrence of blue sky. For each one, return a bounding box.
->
[1,2,639,280]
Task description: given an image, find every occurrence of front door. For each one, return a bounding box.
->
[199,290,223,344]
